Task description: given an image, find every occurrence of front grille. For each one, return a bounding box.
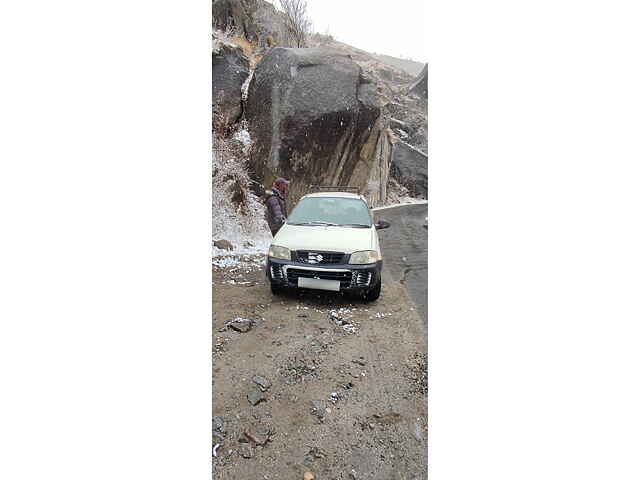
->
[294,251,346,265]
[351,271,372,287]
[286,268,352,288]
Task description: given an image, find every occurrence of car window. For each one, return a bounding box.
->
[288,197,372,226]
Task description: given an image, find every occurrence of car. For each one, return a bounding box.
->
[266,191,390,301]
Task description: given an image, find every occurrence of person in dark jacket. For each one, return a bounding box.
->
[265,177,290,236]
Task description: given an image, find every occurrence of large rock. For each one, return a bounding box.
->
[409,64,428,99]
[212,0,286,47]
[212,40,250,131]
[391,139,427,198]
[245,47,392,206]
[381,61,427,153]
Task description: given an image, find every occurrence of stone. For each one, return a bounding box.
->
[212,40,250,131]
[247,390,266,406]
[303,472,315,480]
[252,375,272,391]
[390,139,427,198]
[245,47,392,207]
[212,0,285,46]
[228,317,253,333]
[409,64,428,100]
[214,239,235,251]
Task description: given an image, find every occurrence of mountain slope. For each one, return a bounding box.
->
[371,52,425,77]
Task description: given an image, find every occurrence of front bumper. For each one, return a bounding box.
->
[266,257,382,292]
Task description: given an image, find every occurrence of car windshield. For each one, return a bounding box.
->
[287,197,372,227]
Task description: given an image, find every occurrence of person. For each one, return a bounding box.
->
[265,177,290,236]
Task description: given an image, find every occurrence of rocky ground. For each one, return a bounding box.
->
[212,255,427,479]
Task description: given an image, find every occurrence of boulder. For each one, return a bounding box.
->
[409,64,428,100]
[391,140,428,198]
[245,47,392,206]
[212,0,286,47]
[213,41,250,131]
[213,239,234,250]
[247,390,266,405]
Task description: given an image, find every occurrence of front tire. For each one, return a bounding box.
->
[270,282,283,295]
[363,280,381,302]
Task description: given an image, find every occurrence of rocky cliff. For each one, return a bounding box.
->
[212,0,286,47]
[410,64,427,99]
[390,139,428,197]
[213,0,427,204]
[370,53,425,77]
[212,39,250,131]
[305,36,428,199]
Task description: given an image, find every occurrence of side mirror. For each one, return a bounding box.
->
[375,220,390,230]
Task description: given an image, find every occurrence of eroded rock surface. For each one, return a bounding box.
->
[390,139,428,198]
[213,41,250,131]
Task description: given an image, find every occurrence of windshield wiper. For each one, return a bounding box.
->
[307,221,339,226]
[340,223,371,228]
[291,221,339,226]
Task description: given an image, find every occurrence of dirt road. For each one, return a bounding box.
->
[213,219,427,479]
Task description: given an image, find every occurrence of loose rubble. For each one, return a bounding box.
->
[226,317,255,333]
[405,351,428,395]
[328,308,359,333]
[213,242,427,478]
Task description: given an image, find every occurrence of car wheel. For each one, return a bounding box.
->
[363,280,381,302]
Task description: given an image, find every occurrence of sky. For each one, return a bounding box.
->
[275,0,428,63]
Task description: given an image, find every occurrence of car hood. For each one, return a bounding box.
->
[273,224,374,253]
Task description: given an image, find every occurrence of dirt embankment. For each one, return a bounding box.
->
[213,255,427,479]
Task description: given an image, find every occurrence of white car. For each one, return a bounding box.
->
[266,191,390,301]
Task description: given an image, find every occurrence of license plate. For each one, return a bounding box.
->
[298,277,341,292]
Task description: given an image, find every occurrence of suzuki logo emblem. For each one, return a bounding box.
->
[307,253,323,264]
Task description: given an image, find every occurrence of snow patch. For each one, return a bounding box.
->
[212,234,271,258]
[213,131,269,258]
[241,68,254,101]
[212,253,266,268]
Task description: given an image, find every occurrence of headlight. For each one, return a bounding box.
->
[349,250,380,264]
[268,245,291,260]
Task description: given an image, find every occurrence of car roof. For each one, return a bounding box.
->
[303,192,364,199]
